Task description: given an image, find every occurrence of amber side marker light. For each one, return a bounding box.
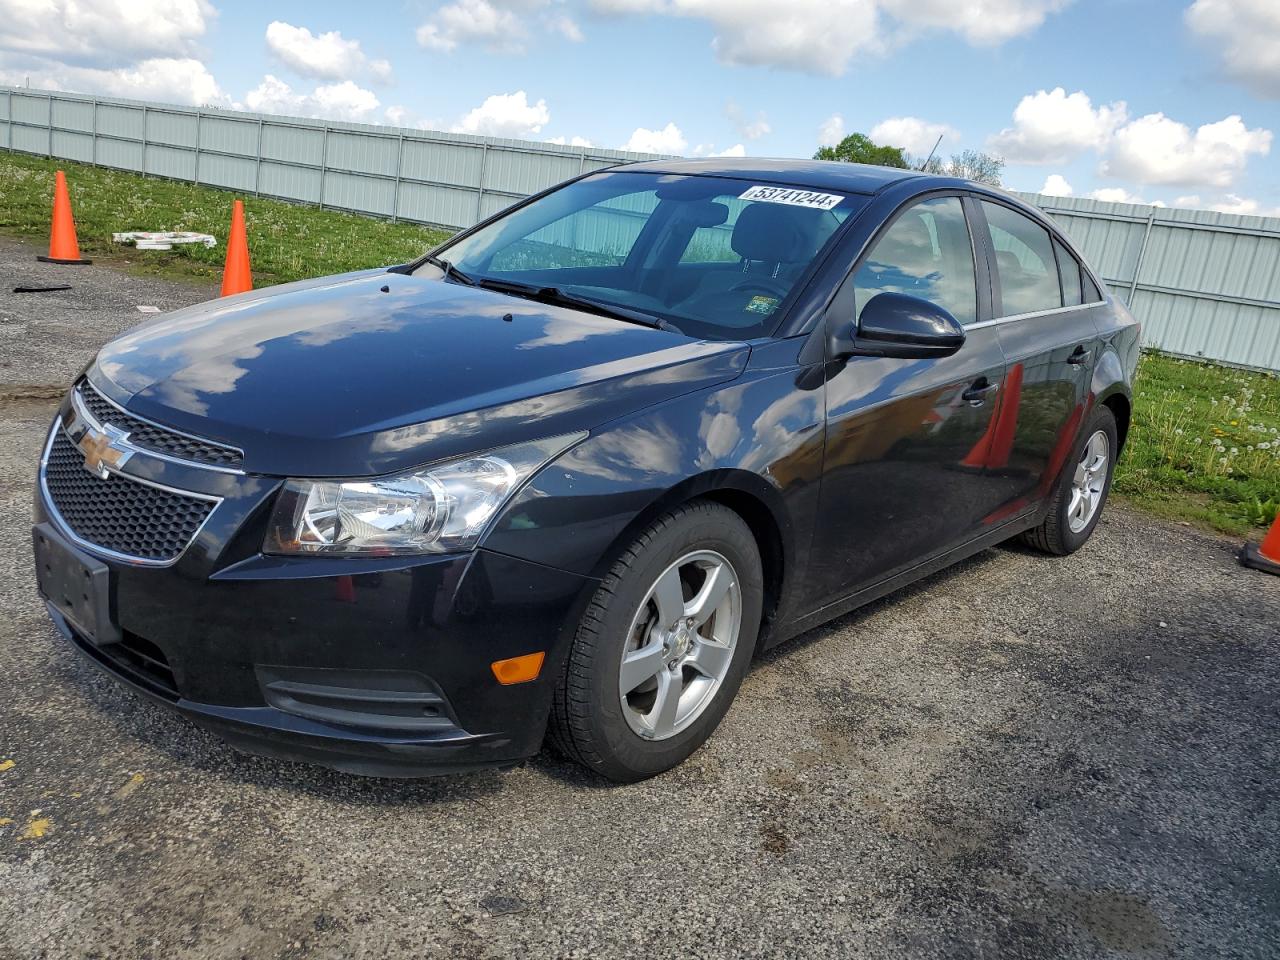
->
[491,651,545,685]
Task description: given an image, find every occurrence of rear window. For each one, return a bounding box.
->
[981,201,1062,317]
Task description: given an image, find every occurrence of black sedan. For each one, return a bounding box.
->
[33,159,1139,782]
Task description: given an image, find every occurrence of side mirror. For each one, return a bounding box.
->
[835,292,966,360]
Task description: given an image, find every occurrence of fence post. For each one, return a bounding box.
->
[46,92,52,157]
[140,102,148,174]
[194,110,202,184]
[1130,210,1157,304]
[254,115,263,195]
[91,98,98,166]
[391,133,404,223]
[318,124,329,210]
[475,142,489,225]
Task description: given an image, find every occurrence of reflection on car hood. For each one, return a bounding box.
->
[90,270,750,476]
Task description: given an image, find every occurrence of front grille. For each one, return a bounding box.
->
[77,380,243,470]
[44,428,216,562]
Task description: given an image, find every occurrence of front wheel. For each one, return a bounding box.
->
[549,501,763,782]
[1022,404,1118,555]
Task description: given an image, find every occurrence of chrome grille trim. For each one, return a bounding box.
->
[39,420,223,568]
[76,380,245,475]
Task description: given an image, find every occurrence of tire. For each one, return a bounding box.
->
[549,500,763,783]
[1021,404,1118,556]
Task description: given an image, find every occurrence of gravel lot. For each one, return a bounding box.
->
[1,238,1277,959]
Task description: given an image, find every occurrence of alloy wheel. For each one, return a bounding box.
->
[1068,429,1109,533]
[618,550,742,741]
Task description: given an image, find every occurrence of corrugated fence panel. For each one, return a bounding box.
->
[147,109,197,148]
[1018,191,1280,370]
[4,88,1276,370]
[96,103,143,142]
[51,98,94,133]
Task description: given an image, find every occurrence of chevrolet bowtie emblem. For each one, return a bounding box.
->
[77,422,134,479]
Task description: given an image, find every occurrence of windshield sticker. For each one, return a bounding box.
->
[745,295,780,316]
[738,185,843,210]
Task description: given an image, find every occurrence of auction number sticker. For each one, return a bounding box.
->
[738,185,843,210]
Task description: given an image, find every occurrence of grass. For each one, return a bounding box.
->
[0,150,451,286]
[1,149,1276,538]
[1116,352,1280,536]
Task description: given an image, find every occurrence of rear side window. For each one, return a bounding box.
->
[853,196,977,326]
[981,201,1062,317]
[1083,272,1103,303]
[1054,238,1083,306]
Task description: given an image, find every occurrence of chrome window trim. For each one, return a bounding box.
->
[965,299,1107,331]
[39,420,223,569]
[78,379,245,476]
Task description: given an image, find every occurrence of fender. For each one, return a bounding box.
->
[482,340,826,635]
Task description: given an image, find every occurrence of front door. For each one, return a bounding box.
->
[805,195,1010,608]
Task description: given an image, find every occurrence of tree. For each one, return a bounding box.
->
[907,149,1006,186]
[813,133,908,169]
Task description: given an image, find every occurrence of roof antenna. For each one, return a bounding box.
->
[918,134,943,172]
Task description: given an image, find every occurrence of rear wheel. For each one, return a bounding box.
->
[549,501,763,782]
[1022,405,1118,555]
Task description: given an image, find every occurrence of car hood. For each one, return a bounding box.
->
[90,270,750,477]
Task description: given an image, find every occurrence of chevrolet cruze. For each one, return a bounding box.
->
[33,159,1139,782]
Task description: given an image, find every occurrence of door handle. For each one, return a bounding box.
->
[962,378,1000,407]
[1067,345,1092,366]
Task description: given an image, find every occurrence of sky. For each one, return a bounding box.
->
[0,0,1277,215]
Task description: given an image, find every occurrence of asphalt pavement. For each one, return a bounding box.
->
[1,237,1277,959]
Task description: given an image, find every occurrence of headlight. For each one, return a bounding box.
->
[265,433,583,556]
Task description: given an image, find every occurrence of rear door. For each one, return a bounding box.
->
[973,199,1102,514]
[805,194,1009,607]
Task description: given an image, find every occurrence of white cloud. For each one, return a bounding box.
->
[880,0,1070,44]
[547,135,594,147]
[1088,187,1165,207]
[710,143,746,157]
[622,122,687,154]
[265,21,392,83]
[417,0,527,52]
[451,90,550,138]
[1039,174,1074,197]
[989,87,1127,164]
[587,0,1069,76]
[0,57,229,107]
[725,101,770,140]
[244,75,381,122]
[0,0,214,68]
[869,116,959,155]
[818,114,846,148]
[547,13,584,41]
[1102,113,1272,189]
[1186,0,1280,99]
[1175,193,1280,217]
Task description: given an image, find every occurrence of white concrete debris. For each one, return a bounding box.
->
[112,232,217,251]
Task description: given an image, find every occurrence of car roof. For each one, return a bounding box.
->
[617,157,926,195]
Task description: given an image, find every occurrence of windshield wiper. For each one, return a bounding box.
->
[424,255,477,286]
[474,277,683,334]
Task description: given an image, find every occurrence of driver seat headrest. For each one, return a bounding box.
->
[731,203,825,264]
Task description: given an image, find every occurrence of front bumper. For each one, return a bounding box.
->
[34,451,596,777]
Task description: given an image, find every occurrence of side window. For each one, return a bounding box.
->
[489,190,659,271]
[853,196,977,326]
[1054,238,1083,306]
[1083,272,1103,303]
[981,201,1062,316]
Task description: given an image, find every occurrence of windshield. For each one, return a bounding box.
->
[421,171,866,341]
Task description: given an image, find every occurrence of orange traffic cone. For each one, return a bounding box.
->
[38,170,91,265]
[220,199,253,296]
[1239,513,1280,576]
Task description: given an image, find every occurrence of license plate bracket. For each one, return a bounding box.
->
[33,523,121,646]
